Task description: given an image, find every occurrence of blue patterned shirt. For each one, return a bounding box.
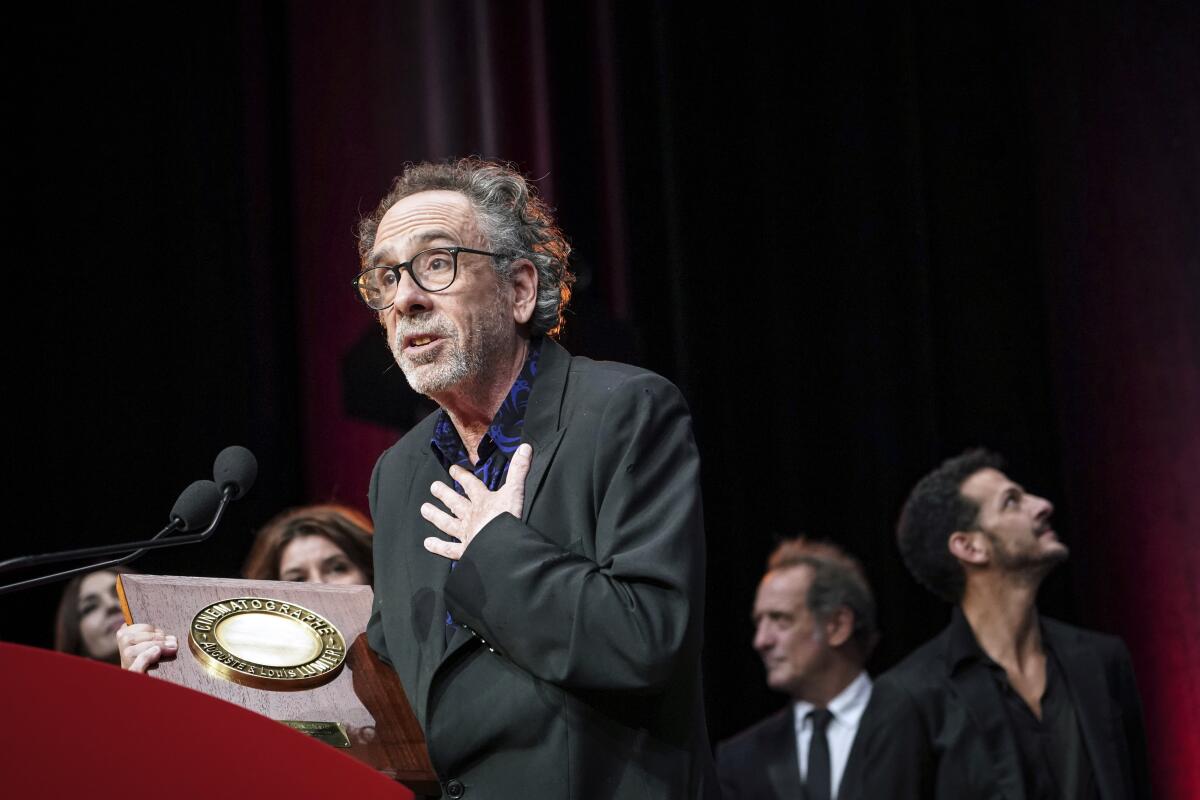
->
[430,339,541,637]
[429,338,541,487]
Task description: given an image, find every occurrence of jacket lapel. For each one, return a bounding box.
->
[765,707,804,798]
[442,621,478,661]
[1046,622,1124,799]
[518,338,571,521]
[842,692,876,798]
[404,444,456,665]
[945,644,1027,800]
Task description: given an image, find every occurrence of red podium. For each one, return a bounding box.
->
[0,643,416,798]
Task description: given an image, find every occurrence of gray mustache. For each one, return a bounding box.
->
[394,315,456,349]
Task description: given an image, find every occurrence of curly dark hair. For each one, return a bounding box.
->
[767,537,880,660]
[358,157,575,337]
[896,448,1005,602]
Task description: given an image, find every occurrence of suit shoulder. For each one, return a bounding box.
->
[715,705,792,767]
[374,407,441,470]
[568,355,679,390]
[877,630,948,691]
[564,356,688,412]
[1042,616,1131,662]
[716,706,793,759]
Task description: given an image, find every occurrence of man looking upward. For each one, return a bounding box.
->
[356,159,714,799]
[865,449,1151,799]
[717,538,879,800]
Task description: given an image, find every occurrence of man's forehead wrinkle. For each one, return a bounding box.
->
[373,199,481,263]
[377,206,467,241]
[378,193,474,231]
[371,228,459,267]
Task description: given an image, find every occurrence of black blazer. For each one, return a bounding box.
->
[860,611,1152,800]
[716,707,802,799]
[367,339,716,799]
[716,697,878,800]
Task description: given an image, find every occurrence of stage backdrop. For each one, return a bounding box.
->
[9,2,1197,795]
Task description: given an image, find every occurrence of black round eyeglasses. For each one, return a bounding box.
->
[351,246,503,310]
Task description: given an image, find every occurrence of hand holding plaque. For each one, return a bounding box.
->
[117,622,177,672]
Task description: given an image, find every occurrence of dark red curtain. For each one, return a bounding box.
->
[9,2,1197,794]
[1031,4,1200,788]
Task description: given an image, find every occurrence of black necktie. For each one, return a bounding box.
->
[807,707,833,800]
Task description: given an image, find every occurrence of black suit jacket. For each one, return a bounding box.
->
[716,707,802,800]
[367,339,716,798]
[715,694,879,800]
[860,610,1151,800]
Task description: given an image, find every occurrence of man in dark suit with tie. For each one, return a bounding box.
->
[356,159,715,798]
[716,538,880,800]
[861,448,1151,799]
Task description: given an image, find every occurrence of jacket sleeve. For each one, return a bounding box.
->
[442,371,705,692]
[1114,640,1152,800]
[714,741,747,800]
[853,676,935,800]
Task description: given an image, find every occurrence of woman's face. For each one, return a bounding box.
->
[77,571,124,661]
[278,535,368,585]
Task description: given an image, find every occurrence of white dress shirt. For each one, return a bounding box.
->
[793,670,873,799]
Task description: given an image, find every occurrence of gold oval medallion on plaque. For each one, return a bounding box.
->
[187,597,347,691]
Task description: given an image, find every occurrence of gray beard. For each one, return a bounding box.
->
[392,311,503,397]
[393,333,473,396]
[400,348,470,396]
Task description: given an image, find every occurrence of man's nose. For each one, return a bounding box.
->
[753,622,772,652]
[393,268,432,315]
[1031,493,1054,521]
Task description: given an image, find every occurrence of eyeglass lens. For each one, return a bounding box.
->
[356,248,458,309]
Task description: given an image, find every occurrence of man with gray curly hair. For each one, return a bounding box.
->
[717,538,880,800]
[355,159,715,798]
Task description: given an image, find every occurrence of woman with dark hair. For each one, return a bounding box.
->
[241,504,373,585]
[117,504,374,672]
[54,567,138,664]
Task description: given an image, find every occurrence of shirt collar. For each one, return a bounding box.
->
[946,605,989,674]
[945,604,1056,675]
[792,669,873,731]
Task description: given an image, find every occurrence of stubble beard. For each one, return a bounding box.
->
[986,529,1069,581]
[392,305,510,398]
[395,327,471,396]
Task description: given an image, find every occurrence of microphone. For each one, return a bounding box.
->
[213,445,257,501]
[170,479,225,531]
[0,447,255,594]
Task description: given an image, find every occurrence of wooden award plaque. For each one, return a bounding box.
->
[118,574,438,795]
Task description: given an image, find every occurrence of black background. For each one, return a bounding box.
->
[4,3,1197,788]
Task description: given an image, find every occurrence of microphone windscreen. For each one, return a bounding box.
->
[213,445,258,500]
[170,480,223,531]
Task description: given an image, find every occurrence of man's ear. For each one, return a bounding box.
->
[510,258,538,325]
[824,606,855,649]
[948,531,990,566]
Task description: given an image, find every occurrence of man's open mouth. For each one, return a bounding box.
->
[405,334,441,349]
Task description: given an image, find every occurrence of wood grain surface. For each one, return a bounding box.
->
[118,574,437,794]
